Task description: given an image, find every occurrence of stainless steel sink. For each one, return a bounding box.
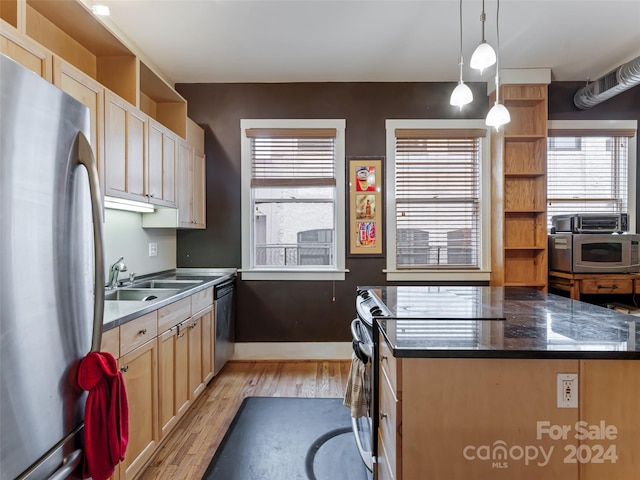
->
[104,288,180,302]
[130,279,203,289]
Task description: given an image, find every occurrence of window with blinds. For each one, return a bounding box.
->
[394,129,485,269]
[245,126,340,270]
[547,128,633,228]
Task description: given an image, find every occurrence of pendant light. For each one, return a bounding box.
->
[470,0,496,73]
[485,0,510,130]
[450,0,473,109]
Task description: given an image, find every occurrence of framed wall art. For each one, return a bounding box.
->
[348,157,383,256]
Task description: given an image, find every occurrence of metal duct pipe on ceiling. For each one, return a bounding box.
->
[574,55,640,109]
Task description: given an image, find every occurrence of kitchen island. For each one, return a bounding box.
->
[369,286,639,480]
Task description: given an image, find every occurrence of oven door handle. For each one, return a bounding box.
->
[351,417,374,472]
[351,319,372,360]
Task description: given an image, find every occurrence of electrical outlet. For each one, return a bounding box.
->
[148,242,157,257]
[557,373,578,408]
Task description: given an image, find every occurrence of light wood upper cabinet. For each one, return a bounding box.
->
[178,140,206,229]
[104,90,148,203]
[0,20,52,80]
[53,56,104,194]
[148,118,177,208]
[192,147,206,228]
[118,338,158,480]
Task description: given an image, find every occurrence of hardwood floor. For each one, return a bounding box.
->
[139,360,351,480]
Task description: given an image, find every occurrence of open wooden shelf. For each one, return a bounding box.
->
[140,61,187,138]
[0,0,18,28]
[491,82,549,291]
[25,0,137,105]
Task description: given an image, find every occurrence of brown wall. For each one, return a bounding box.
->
[175,82,639,343]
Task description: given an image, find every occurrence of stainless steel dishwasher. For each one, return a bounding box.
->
[214,278,236,375]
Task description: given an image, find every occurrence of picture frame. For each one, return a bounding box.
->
[348,157,383,256]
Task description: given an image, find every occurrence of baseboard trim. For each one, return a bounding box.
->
[231,342,352,361]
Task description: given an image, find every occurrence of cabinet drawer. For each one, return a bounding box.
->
[378,433,396,480]
[379,370,399,478]
[101,327,120,359]
[120,311,158,356]
[379,334,399,397]
[191,286,213,314]
[158,297,191,332]
[580,278,633,295]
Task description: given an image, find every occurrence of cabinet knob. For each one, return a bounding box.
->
[120,365,129,373]
[139,328,147,335]
[380,412,387,420]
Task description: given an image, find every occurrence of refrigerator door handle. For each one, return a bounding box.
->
[74,132,106,353]
[47,449,82,480]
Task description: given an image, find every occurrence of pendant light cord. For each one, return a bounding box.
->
[480,0,486,42]
[495,0,501,104]
[458,0,464,75]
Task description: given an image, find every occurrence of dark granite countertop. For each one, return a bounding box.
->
[370,286,640,359]
[103,268,236,331]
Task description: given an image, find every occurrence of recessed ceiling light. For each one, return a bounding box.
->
[91,5,110,16]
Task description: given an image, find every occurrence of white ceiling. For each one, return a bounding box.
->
[94,0,640,85]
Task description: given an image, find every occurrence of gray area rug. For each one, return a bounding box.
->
[202,397,370,480]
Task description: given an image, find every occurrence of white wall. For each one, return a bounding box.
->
[103,209,176,281]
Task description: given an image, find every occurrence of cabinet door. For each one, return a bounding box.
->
[127,108,147,201]
[0,23,52,81]
[201,308,214,384]
[148,119,177,208]
[162,131,177,207]
[53,57,104,195]
[104,91,148,202]
[192,148,206,228]
[188,315,204,400]
[118,339,158,480]
[147,120,164,204]
[157,326,189,439]
[104,91,128,197]
[177,140,193,228]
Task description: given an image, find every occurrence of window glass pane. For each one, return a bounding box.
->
[547,136,628,227]
[253,200,335,267]
[395,137,480,268]
[253,187,334,201]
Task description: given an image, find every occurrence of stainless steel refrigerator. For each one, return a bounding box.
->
[1,55,105,479]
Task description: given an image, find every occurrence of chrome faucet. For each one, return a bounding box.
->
[107,256,127,289]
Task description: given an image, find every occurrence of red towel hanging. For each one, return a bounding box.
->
[77,351,129,480]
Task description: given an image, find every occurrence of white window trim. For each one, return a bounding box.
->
[547,119,637,233]
[240,119,347,281]
[384,119,492,282]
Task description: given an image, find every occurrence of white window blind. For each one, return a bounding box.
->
[394,129,484,269]
[247,128,337,269]
[547,129,632,228]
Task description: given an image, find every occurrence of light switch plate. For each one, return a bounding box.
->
[148,242,157,257]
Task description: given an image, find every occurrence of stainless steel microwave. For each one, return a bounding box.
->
[549,233,640,274]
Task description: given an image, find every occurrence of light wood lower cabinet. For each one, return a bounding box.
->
[118,338,158,480]
[100,287,217,478]
[157,322,190,439]
[378,349,640,480]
